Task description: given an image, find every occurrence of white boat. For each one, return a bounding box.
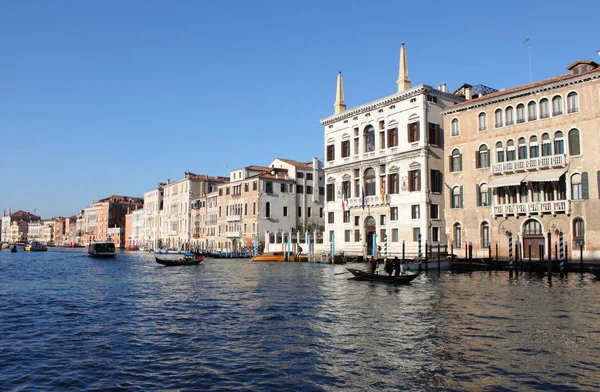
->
[25,241,48,252]
[154,250,194,261]
[88,242,116,258]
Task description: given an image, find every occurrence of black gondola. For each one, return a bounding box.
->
[346,268,419,284]
[155,255,205,266]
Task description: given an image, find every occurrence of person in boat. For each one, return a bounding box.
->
[384,257,394,277]
[369,256,378,275]
[393,256,401,277]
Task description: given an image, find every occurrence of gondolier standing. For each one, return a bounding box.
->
[369,256,377,275]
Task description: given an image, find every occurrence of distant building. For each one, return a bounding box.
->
[2,210,40,242]
[82,195,143,246]
[142,184,165,250]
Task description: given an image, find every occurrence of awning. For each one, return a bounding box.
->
[488,175,527,188]
[523,170,567,183]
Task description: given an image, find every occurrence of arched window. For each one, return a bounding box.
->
[477,183,490,206]
[495,141,504,163]
[244,203,248,215]
[506,139,516,161]
[478,113,487,131]
[453,223,462,248]
[451,186,462,209]
[505,106,515,125]
[450,149,462,172]
[554,131,564,155]
[567,92,579,113]
[528,101,537,121]
[518,137,527,159]
[571,173,582,200]
[364,126,375,152]
[573,218,585,250]
[540,98,550,118]
[495,109,503,127]
[529,135,539,158]
[541,133,552,156]
[265,202,271,218]
[477,144,489,168]
[480,222,490,248]
[451,118,460,136]
[568,128,581,156]
[364,168,376,196]
[517,104,526,123]
[523,219,543,235]
[552,95,563,116]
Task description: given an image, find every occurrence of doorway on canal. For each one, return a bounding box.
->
[364,216,376,256]
[522,218,545,259]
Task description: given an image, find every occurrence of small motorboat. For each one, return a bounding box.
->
[590,268,600,279]
[250,251,300,262]
[25,241,48,252]
[88,242,117,258]
[11,245,17,253]
[346,268,419,284]
[155,254,205,266]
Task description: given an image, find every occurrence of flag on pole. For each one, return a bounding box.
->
[380,179,386,205]
[342,186,348,212]
[361,187,365,210]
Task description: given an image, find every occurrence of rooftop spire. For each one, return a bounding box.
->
[333,71,346,114]
[396,42,411,93]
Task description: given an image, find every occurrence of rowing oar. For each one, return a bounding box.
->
[334,271,351,275]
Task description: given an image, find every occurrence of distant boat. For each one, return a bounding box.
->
[155,254,205,266]
[1,241,9,249]
[25,241,48,252]
[11,245,17,253]
[154,250,194,261]
[346,268,419,284]
[88,242,116,258]
[250,251,300,262]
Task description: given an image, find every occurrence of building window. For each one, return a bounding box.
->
[341,140,350,158]
[307,185,313,194]
[388,173,399,194]
[390,207,398,221]
[380,229,386,241]
[517,104,526,123]
[408,169,421,192]
[265,202,271,218]
[379,129,386,150]
[319,187,324,196]
[280,183,286,193]
[265,181,273,194]
[413,228,420,242]
[428,123,441,146]
[430,204,439,219]
[542,133,552,156]
[343,211,350,223]
[529,136,539,158]
[528,101,537,121]
[326,144,335,161]
[392,228,399,242]
[506,139,516,161]
[296,185,304,194]
[430,170,443,193]
[477,183,490,206]
[298,206,302,217]
[364,168,376,196]
[354,216,359,226]
[289,184,294,193]
[320,208,323,218]
[451,118,459,136]
[253,181,257,191]
[496,141,504,163]
[540,98,550,118]
[354,229,360,242]
[477,144,489,168]
[411,204,420,219]
[481,222,490,248]
[328,212,335,224]
[326,183,335,202]
[518,137,527,159]
[306,173,313,180]
[552,95,563,116]
[505,106,515,125]
[283,206,288,217]
[567,92,579,113]
[554,131,565,155]
[453,223,462,248]
[568,128,581,156]
[450,149,462,172]
[573,218,585,250]
[408,122,420,142]
[495,109,503,127]
[571,173,583,200]
[432,227,439,242]
[478,113,487,131]
[364,126,375,152]
[451,186,462,209]
[387,128,398,147]
[344,230,351,242]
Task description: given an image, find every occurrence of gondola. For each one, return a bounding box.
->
[155,254,205,266]
[346,268,419,284]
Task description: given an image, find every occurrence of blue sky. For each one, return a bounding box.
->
[1,0,598,218]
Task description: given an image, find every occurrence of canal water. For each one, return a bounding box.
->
[1,248,599,391]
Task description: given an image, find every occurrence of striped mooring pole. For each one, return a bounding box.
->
[330,233,335,262]
[559,231,564,273]
[384,234,388,260]
[508,233,513,270]
[418,233,422,266]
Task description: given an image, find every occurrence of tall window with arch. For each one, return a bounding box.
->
[453,223,462,248]
[541,133,552,156]
[528,101,537,121]
[364,168,376,196]
[364,126,375,153]
[506,139,516,161]
[476,144,489,168]
[552,95,563,116]
[573,218,585,250]
[451,118,459,136]
[495,109,503,127]
[451,186,462,209]
[517,104,526,123]
[567,92,579,113]
[505,106,515,126]
[480,222,490,248]
[568,128,581,156]
[529,135,539,158]
[450,149,462,172]
[518,137,527,159]
[540,98,550,118]
[495,141,504,163]
[554,131,564,154]
[478,113,487,131]
[265,202,271,218]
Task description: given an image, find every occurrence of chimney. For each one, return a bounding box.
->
[441,83,446,92]
[465,86,472,100]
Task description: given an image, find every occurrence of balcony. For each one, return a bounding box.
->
[347,195,384,209]
[226,215,241,222]
[168,230,178,236]
[226,231,241,238]
[491,154,566,174]
[493,200,570,217]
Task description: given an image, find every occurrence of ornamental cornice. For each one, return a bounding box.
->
[324,148,424,175]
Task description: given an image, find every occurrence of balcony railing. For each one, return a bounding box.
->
[347,195,383,209]
[491,154,566,174]
[226,215,241,222]
[493,200,570,217]
[225,231,241,238]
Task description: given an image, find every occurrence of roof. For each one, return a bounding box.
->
[247,165,271,172]
[97,195,144,204]
[275,158,314,170]
[184,172,230,182]
[259,173,294,181]
[567,60,599,70]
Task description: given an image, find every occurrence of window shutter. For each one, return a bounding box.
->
[437,124,444,148]
[459,154,463,171]
[417,170,421,191]
[439,172,444,193]
[476,184,481,206]
[597,171,600,199]
[459,186,464,208]
[449,155,453,172]
[582,172,589,199]
[415,122,420,141]
[487,188,492,206]
[407,123,412,143]
[475,151,479,168]
[408,171,413,192]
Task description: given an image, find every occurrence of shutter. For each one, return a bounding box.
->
[408,171,413,192]
[476,184,481,206]
[597,171,600,199]
[415,122,420,142]
[417,170,421,191]
[487,187,492,206]
[439,172,444,193]
[582,172,589,199]
[459,186,464,208]
[437,124,444,148]
[459,153,463,171]
[449,155,453,172]
[407,123,412,143]
[475,150,479,168]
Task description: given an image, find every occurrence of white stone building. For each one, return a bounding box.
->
[320,44,464,258]
[143,184,164,250]
[27,222,42,242]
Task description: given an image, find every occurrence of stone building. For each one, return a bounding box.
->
[442,59,600,259]
[82,195,143,246]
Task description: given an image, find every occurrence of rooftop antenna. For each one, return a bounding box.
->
[523,38,532,83]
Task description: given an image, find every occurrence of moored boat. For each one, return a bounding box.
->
[1,241,9,249]
[346,268,419,284]
[250,251,300,262]
[11,245,17,253]
[155,254,205,266]
[154,250,195,261]
[88,242,117,258]
[25,241,48,252]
